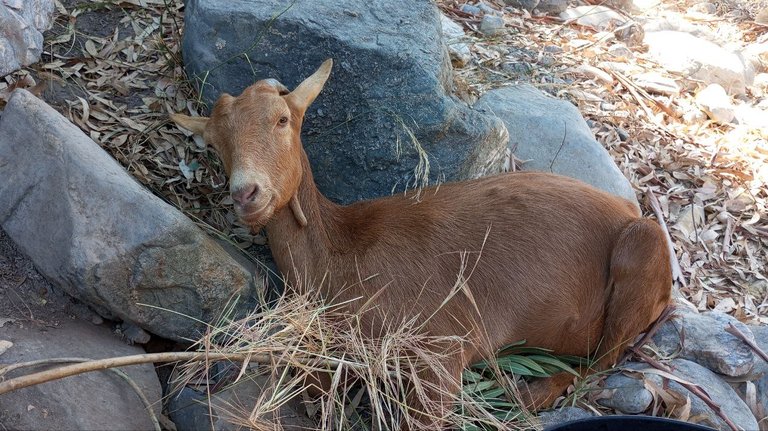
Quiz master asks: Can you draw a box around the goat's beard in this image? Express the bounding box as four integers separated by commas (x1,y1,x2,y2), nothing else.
237,207,274,232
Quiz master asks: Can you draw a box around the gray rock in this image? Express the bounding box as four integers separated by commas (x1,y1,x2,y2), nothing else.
460,4,482,16
598,372,653,413
0,89,262,342
734,103,768,129
695,84,735,124
211,374,316,430
652,308,755,377
633,72,680,96
535,0,568,15
687,2,716,15
480,15,505,36
0,320,162,431
117,322,152,345
644,31,748,96
440,14,472,68
168,387,211,431
474,84,638,205
0,0,55,77
182,0,508,205
504,0,540,11
620,360,758,431
741,42,768,75
539,406,594,429
747,325,768,424
477,1,501,15
607,43,634,59
560,6,628,32
170,374,316,431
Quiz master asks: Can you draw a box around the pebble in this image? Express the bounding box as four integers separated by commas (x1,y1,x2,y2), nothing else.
696,84,736,125
607,43,633,59
543,45,563,53
477,1,501,15
460,4,482,16
480,15,505,36
598,372,653,413
0,339,12,356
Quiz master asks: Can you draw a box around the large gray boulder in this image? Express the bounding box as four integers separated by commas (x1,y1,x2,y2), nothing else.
0,89,262,341
0,320,162,430
182,0,508,205
652,308,755,377
474,85,638,205
0,0,55,77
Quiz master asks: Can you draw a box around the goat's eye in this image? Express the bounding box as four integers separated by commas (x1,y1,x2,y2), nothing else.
278,116,289,126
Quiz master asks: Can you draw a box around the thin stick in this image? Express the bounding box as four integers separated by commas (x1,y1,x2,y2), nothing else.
0,351,365,395
725,323,768,364
646,189,687,288
633,349,739,431
0,357,161,431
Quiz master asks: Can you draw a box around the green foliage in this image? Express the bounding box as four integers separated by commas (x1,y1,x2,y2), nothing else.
459,340,588,430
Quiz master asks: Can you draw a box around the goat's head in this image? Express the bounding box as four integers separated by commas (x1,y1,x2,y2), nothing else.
171,59,333,229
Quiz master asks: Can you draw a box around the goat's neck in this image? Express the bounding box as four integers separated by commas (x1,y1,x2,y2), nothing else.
264,148,348,290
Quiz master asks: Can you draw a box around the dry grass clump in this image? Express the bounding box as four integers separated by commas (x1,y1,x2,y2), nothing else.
171,291,538,430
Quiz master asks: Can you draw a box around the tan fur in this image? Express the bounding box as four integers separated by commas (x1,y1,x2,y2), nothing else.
171,59,672,428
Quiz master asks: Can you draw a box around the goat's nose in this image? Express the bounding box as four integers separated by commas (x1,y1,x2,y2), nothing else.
231,184,259,205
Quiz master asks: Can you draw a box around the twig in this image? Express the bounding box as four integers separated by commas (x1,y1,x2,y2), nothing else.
646,189,687,288
725,323,768,364
0,357,161,431
633,349,739,431
620,304,677,364
0,351,366,395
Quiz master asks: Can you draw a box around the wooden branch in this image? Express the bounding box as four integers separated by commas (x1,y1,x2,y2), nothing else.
0,351,362,396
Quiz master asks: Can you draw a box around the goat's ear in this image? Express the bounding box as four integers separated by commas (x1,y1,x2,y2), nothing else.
286,59,333,112
170,113,209,136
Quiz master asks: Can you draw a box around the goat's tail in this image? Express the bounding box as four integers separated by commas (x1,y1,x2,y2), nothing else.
593,218,673,370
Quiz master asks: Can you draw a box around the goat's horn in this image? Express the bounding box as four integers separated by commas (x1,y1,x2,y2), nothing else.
264,78,289,95
289,195,308,227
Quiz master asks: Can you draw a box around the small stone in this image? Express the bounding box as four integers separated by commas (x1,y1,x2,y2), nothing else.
503,0,540,11
756,7,768,25
477,1,501,15
440,14,472,67
696,83,736,124
688,2,716,15
501,62,533,76
539,55,556,67
169,387,211,431
0,0,56,77
560,6,627,32
535,0,568,15
480,14,505,36
598,372,653,413
118,322,151,344
538,406,594,428
633,72,680,96
0,339,12,356
607,43,633,59
460,4,482,16
543,45,563,53
616,127,629,141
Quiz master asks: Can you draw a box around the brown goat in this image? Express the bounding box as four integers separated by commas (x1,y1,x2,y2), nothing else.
171,59,671,427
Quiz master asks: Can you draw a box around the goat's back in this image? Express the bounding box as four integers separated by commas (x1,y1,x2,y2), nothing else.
323,171,646,361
